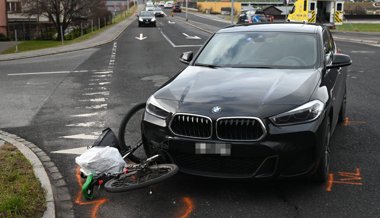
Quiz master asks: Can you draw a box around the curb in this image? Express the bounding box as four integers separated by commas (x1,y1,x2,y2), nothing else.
0,130,73,218
0,6,141,62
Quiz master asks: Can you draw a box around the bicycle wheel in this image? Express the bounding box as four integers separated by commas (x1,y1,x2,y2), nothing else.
104,164,179,192
118,103,147,163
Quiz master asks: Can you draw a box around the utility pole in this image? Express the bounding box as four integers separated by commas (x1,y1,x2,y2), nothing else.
186,0,188,21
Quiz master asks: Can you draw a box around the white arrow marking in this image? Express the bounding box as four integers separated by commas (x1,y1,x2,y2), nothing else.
59,133,100,140
51,146,88,155
168,20,175,24
182,33,201,40
135,33,147,41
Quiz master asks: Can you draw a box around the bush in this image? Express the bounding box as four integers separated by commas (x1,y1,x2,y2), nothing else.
0,33,9,41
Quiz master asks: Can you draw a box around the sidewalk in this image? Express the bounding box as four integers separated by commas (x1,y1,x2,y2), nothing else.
0,5,143,61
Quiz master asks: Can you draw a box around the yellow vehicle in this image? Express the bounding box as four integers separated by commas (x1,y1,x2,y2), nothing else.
287,0,344,25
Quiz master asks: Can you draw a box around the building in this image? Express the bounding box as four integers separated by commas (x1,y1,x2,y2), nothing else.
0,0,7,36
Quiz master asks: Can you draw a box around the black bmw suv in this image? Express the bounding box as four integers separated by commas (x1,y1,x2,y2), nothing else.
142,23,352,182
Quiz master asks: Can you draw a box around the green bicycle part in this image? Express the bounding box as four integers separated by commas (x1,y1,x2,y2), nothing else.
82,174,95,200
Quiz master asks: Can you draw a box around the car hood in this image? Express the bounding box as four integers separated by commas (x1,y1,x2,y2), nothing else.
154,66,321,118
139,15,154,19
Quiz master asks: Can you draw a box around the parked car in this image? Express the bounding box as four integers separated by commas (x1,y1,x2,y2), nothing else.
172,4,182,12
137,11,156,27
141,23,352,182
152,7,165,17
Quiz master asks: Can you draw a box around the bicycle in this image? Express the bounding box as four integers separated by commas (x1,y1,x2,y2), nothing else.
80,103,178,200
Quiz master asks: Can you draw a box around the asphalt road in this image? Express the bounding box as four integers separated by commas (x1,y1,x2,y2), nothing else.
0,12,379,218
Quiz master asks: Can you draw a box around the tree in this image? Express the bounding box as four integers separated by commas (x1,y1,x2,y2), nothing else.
22,0,108,40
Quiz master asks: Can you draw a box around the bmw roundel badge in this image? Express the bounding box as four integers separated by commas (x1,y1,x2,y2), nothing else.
212,106,222,113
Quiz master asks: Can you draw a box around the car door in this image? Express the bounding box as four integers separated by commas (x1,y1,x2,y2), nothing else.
321,29,343,131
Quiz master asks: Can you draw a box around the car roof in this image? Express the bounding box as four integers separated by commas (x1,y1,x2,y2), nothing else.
218,23,323,34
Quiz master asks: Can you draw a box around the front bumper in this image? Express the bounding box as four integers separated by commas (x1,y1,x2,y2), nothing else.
142,115,326,179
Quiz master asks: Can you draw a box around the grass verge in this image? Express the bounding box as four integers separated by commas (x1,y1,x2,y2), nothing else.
0,143,45,218
335,23,380,32
2,6,137,54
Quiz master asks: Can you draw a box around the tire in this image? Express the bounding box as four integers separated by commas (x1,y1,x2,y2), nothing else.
118,103,147,163
104,164,179,192
312,118,331,182
338,87,347,123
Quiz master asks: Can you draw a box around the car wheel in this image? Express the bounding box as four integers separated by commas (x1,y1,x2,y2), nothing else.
338,87,347,123
153,23,157,27
312,118,331,182
138,23,141,27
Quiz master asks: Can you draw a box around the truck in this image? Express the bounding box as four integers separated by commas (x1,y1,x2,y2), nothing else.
287,0,345,25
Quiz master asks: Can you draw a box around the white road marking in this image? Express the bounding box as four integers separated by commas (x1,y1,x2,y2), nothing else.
85,104,108,109
350,51,376,54
183,33,201,40
8,71,71,76
168,20,175,24
135,33,147,40
88,82,111,86
70,112,105,118
85,87,109,91
94,71,113,75
160,30,202,48
79,98,106,102
59,133,100,140
92,74,111,78
83,91,110,96
51,146,88,155
66,121,105,127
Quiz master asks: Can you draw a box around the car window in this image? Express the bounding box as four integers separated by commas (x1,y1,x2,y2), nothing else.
194,32,319,69
140,11,154,16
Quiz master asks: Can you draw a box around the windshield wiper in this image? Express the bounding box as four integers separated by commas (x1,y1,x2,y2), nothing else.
194,63,220,68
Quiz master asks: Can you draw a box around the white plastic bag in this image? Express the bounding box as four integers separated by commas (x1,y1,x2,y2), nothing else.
75,146,125,176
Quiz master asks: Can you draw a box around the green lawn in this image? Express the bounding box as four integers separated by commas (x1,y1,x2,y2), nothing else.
335,23,380,32
0,143,45,218
2,6,137,55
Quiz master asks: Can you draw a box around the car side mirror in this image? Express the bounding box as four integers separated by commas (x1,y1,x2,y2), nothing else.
179,51,193,65
327,53,352,69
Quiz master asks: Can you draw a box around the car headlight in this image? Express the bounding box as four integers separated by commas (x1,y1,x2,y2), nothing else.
139,17,143,21
146,96,170,119
151,17,156,21
270,100,324,126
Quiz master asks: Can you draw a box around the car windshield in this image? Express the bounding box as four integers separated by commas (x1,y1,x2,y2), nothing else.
140,11,154,16
194,31,319,69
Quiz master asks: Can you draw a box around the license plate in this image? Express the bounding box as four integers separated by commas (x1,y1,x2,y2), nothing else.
195,143,231,156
